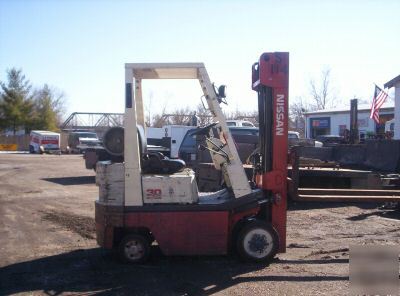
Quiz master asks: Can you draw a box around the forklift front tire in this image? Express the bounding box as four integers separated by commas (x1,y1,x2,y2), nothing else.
118,234,150,264
236,220,279,263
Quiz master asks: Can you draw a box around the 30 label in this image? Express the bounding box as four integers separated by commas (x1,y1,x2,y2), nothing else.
146,189,162,199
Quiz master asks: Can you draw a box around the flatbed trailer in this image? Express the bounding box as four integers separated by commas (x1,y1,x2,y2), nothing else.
288,146,400,203
296,188,400,202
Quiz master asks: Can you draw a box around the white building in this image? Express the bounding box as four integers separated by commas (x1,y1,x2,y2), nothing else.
304,102,394,139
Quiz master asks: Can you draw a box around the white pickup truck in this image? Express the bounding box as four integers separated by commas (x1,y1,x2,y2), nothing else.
226,120,256,127
67,131,102,154
289,131,323,147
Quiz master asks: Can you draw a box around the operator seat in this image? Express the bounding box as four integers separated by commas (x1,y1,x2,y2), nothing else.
103,126,186,174
137,126,186,174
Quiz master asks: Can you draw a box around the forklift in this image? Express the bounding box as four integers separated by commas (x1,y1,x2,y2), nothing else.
95,52,289,263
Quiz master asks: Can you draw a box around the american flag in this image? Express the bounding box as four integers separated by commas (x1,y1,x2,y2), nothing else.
370,85,388,124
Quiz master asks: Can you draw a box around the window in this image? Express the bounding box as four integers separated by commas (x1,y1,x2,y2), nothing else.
230,128,259,136
310,117,331,139
180,132,196,148
78,133,98,138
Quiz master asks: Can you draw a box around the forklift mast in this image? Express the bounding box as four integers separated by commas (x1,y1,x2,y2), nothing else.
252,52,289,252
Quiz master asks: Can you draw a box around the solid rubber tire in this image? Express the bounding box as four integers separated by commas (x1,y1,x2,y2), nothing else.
118,234,151,264
236,220,279,263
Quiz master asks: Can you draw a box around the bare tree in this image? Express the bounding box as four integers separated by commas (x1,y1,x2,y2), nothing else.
144,91,154,127
195,103,213,126
168,107,193,125
310,68,335,110
148,104,260,128
354,96,368,105
225,108,258,125
151,105,168,127
289,97,310,137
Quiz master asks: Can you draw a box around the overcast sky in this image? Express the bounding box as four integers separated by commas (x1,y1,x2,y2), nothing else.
1,0,399,120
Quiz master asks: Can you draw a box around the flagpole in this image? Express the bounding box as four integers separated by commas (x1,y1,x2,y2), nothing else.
373,83,393,100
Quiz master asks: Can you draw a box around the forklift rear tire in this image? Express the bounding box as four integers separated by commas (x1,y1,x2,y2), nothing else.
118,234,150,264
236,220,279,263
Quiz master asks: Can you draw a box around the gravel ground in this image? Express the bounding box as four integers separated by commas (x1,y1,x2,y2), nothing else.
0,154,399,295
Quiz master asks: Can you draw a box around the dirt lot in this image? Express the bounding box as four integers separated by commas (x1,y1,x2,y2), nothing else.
0,153,399,295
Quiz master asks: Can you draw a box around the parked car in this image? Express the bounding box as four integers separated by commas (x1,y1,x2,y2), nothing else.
179,127,321,166
29,130,61,154
289,131,323,147
67,131,101,153
288,131,300,139
315,135,345,146
226,120,255,127
178,126,260,166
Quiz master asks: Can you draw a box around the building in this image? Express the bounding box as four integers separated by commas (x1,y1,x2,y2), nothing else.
304,102,394,139
384,74,400,139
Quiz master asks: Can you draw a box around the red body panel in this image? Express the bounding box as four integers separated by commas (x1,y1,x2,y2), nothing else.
41,139,59,145
31,135,59,146
95,201,262,256
125,211,230,255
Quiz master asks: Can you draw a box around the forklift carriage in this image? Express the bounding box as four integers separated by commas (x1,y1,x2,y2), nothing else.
95,53,289,263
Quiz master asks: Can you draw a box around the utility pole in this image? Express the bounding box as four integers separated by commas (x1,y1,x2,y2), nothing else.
350,98,359,144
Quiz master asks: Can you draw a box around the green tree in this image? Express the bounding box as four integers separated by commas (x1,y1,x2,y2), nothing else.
0,68,34,134
32,84,65,131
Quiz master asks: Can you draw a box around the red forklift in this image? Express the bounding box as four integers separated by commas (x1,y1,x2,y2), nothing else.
95,52,289,263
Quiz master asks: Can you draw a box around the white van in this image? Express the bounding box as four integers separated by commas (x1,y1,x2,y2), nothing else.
29,130,61,154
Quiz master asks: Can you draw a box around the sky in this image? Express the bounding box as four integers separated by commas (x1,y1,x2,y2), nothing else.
1,0,399,121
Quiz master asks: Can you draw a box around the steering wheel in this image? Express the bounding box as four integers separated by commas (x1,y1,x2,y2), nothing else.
189,122,219,136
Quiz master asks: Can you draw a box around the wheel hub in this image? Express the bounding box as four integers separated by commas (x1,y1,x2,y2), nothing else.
125,240,144,259
248,233,269,254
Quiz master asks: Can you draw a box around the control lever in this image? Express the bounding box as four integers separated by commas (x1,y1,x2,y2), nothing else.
201,137,230,164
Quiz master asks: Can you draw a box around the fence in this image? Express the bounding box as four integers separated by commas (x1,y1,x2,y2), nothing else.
0,132,69,151
0,135,30,151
